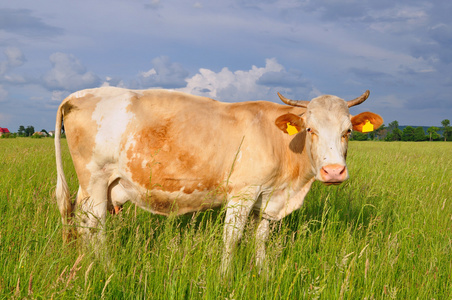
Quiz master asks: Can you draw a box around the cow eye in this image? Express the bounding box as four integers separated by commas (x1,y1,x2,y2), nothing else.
343,129,352,138
306,128,312,133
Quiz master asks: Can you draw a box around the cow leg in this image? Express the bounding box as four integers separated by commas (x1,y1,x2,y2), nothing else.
75,182,108,250
255,217,270,270
221,194,257,273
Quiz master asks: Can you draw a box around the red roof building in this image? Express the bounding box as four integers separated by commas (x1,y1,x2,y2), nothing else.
0,128,10,136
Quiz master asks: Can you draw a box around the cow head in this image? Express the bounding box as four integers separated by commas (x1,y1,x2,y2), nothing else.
275,90,383,185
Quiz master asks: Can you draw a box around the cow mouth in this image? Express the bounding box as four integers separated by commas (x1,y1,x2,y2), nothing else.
323,181,344,186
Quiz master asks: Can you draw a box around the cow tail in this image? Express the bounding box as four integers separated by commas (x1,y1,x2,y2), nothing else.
55,101,73,242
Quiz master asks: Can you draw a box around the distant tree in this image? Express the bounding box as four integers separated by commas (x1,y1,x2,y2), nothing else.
18,125,25,136
351,131,368,141
0,133,12,138
388,120,399,132
375,124,387,140
24,126,35,137
402,126,415,141
414,127,427,141
41,129,49,136
385,120,402,141
441,119,451,141
394,128,403,141
427,126,440,141
385,128,402,141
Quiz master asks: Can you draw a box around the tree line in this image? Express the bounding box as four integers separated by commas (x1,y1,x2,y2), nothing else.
1,125,52,139
351,119,451,142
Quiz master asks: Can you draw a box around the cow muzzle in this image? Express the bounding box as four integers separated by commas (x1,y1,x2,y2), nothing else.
320,164,348,185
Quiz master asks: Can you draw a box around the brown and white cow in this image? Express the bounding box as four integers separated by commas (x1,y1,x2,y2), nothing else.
55,87,382,271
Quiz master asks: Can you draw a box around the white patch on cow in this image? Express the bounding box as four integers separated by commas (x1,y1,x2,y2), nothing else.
72,90,89,99
260,179,314,220
141,159,149,169
92,93,133,149
87,88,135,174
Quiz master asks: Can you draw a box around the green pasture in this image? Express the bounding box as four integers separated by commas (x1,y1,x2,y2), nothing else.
0,138,451,299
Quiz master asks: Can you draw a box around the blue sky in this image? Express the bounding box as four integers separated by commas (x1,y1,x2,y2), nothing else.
0,0,451,132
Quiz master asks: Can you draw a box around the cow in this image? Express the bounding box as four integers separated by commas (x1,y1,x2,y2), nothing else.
55,87,383,271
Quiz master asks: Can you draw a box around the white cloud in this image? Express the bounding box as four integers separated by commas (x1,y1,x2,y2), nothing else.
101,76,126,88
42,52,100,91
179,58,315,101
4,47,26,67
140,69,157,77
134,56,189,89
51,90,66,101
0,47,26,80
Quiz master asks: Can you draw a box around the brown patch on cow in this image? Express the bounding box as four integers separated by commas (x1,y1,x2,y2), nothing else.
291,164,300,178
126,123,170,190
126,121,227,197
123,108,234,216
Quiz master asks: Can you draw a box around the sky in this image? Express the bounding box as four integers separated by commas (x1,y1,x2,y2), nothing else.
0,0,451,132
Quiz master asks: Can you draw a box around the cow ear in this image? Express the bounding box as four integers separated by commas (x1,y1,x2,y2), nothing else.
351,112,384,132
275,113,304,135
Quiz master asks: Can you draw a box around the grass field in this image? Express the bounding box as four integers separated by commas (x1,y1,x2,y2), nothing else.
0,138,451,299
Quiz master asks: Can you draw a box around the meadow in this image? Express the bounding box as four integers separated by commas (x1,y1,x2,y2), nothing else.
0,138,451,299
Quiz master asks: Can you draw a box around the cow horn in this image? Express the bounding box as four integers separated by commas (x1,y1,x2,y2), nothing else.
277,92,309,108
347,90,370,108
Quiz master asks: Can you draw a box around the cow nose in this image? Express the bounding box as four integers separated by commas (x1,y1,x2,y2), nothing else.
320,164,347,183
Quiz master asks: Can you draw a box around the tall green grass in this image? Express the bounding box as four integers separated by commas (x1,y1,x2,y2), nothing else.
0,138,451,299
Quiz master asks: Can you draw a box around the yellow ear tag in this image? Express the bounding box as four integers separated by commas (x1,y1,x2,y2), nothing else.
362,120,374,133
286,123,299,135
